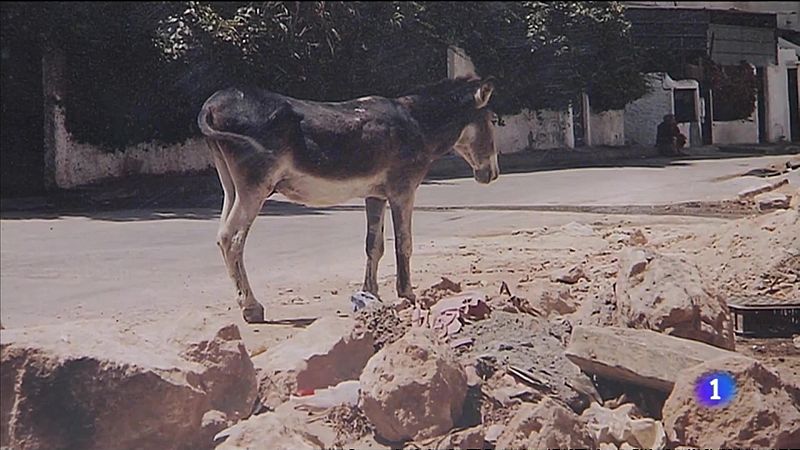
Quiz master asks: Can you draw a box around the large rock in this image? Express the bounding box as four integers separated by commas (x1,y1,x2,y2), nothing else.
566,326,736,392
253,316,374,407
495,397,596,449
614,248,735,349
581,403,666,449
663,356,800,448
359,327,467,442
215,403,332,450
0,314,257,450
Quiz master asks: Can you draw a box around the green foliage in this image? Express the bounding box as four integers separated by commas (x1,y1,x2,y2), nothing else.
4,1,648,149
709,62,757,121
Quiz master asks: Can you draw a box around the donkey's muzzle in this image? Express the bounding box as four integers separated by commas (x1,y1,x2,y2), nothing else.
474,166,499,184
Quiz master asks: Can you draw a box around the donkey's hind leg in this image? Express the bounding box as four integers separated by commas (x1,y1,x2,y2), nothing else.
217,191,266,323
362,197,387,296
209,139,235,227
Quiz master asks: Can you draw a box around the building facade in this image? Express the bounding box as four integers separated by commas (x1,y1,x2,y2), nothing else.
624,1,800,145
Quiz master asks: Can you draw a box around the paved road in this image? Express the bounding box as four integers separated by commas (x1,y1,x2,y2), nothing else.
1,154,797,327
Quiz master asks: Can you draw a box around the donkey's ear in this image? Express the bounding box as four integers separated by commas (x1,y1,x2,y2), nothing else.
474,77,495,109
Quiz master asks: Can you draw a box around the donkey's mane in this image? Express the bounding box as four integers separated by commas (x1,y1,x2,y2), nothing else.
404,76,481,98
402,76,483,131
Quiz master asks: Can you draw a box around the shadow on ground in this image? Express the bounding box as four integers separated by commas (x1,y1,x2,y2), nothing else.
1,146,796,222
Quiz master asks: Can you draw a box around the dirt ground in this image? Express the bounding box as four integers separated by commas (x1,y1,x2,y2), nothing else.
237,194,799,391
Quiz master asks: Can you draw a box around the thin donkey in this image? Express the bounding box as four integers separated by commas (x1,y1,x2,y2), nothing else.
198,76,499,323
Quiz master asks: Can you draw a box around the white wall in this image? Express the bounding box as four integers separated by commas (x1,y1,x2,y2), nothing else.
447,47,575,153
50,105,211,188
712,119,759,144
765,41,799,142
588,108,625,146
42,47,213,189
624,73,679,146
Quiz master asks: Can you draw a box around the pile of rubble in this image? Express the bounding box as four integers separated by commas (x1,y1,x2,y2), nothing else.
2,211,799,450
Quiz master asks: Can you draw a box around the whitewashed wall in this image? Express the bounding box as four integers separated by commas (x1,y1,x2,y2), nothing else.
624,73,701,147
588,109,625,146
765,41,799,142
43,47,213,189
50,105,211,188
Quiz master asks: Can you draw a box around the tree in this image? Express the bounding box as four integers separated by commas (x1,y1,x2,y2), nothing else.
159,1,648,115
3,1,649,148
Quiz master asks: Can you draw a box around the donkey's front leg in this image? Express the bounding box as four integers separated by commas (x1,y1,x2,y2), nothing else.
363,197,387,296
389,193,416,301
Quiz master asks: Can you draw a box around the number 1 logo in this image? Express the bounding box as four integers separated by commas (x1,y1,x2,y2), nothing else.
696,372,736,407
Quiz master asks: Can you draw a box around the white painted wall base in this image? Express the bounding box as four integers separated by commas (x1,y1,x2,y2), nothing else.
51,106,211,189
588,109,625,146
712,119,759,144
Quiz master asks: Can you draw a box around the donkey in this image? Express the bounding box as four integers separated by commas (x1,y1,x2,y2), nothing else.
198,76,499,323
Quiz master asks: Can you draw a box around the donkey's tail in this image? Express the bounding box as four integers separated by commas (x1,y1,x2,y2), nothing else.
197,92,250,143
198,100,271,154
198,89,302,155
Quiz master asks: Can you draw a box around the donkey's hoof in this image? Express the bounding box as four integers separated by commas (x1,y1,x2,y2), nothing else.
398,291,417,302
242,303,266,324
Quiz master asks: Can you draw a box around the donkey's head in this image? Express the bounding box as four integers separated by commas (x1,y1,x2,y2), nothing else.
452,79,499,184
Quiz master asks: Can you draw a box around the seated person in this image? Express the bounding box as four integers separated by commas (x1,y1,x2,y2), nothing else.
656,114,688,156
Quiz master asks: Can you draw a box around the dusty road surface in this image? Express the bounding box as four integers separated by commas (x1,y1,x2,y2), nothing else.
1,154,797,330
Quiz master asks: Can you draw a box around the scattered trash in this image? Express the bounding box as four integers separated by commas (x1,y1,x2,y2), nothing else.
429,291,491,339
350,290,380,312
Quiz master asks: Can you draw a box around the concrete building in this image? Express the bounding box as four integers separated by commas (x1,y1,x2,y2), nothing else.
625,73,703,146
624,1,800,145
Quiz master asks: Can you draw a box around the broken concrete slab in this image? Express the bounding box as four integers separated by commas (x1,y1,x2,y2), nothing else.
252,316,374,408
755,192,791,211
737,178,789,199
1,313,257,450
565,326,736,392
359,327,467,443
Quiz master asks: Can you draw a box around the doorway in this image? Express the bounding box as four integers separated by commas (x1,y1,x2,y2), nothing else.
789,68,799,142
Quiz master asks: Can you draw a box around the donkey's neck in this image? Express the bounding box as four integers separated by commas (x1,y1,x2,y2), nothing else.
400,96,475,156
